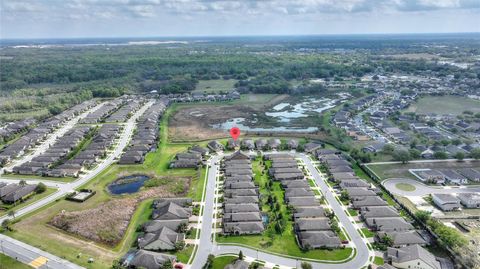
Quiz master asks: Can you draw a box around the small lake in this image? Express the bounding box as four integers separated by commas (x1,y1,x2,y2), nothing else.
211,94,350,133
108,175,150,195
211,117,318,132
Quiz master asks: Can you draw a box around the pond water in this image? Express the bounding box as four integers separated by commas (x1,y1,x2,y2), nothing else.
211,94,349,133
108,175,150,195
211,117,318,132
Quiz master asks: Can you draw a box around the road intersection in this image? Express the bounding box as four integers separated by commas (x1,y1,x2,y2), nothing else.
0,101,153,269
188,152,373,269
0,143,374,268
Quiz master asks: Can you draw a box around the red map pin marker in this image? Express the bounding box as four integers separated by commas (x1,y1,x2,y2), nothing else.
230,127,240,141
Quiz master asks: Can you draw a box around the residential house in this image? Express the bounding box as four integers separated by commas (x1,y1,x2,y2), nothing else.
431,194,461,211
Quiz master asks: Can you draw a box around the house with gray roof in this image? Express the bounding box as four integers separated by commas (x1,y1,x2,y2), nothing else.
125,250,176,269
284,188,315,199
432,194,461,211
143,219,188,233
295,218,331,232
224,196,259,204
298,231,341,249
267,138,281,150
241,139,255,150
138,226,184,251
340,179,370,188
360,206,400,220
288,197,321,207
281,180,310,189
224,204,260,214
304,142,322,153
385,245,453,269
208,140,225,152
376,231,427,248
223,212,262,223
440,169,468,185
345,187,377,198
255,139,267,150
365,217,414,232
352,196,388,208
152,202,191,220
223,221,264,235
2,184,36,204
457,193,480,208
457,168,480,182
287,139,299,149
294,207,326,219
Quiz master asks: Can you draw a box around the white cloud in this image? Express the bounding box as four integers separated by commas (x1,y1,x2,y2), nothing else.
0,0,478,38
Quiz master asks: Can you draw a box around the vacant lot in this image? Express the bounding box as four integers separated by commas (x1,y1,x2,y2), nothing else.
404,96,480,115
169,94,288,141
193,79,238,93
367,160,480,182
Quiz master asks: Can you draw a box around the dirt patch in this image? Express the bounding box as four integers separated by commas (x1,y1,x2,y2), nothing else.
169,94,297,141
169,105,256,141
49,184,185,246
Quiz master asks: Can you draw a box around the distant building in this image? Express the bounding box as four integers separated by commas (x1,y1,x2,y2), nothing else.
431,194,461,211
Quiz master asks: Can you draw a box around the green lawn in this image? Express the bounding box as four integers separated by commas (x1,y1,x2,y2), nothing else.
0,187,57,216
0,253,32,269
193,79,238,93
360,228,375,238
395,183,416,192
347,209,358,217
211,256,237,269
405,96,480,115
216,234,352,261
217,158,353,262
171,245,194,264
373,256,384,265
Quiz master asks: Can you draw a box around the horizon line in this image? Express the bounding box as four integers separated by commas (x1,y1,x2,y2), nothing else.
2,31,480,41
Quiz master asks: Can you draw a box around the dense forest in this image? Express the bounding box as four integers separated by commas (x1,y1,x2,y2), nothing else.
1,35,479,95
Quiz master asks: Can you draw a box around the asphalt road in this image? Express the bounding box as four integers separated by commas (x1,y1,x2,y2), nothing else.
0,101,153,269
190,152,373,269
189,155,220,269
2,102,106,174
383,178,480,196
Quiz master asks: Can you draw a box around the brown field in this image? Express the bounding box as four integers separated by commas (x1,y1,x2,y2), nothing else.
169,94,290,141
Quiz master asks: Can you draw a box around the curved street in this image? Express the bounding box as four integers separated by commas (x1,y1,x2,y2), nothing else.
190,152,372,269
383,178,480,197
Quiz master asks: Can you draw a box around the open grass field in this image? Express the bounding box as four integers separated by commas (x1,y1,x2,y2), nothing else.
0,253,32,269
193,79,238,93
404,96,480,115
366,161,480,182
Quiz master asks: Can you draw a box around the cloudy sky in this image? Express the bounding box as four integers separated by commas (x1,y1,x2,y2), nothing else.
1,0,479,39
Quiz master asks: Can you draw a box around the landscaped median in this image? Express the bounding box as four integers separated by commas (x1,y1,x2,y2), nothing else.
214,241,356,264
